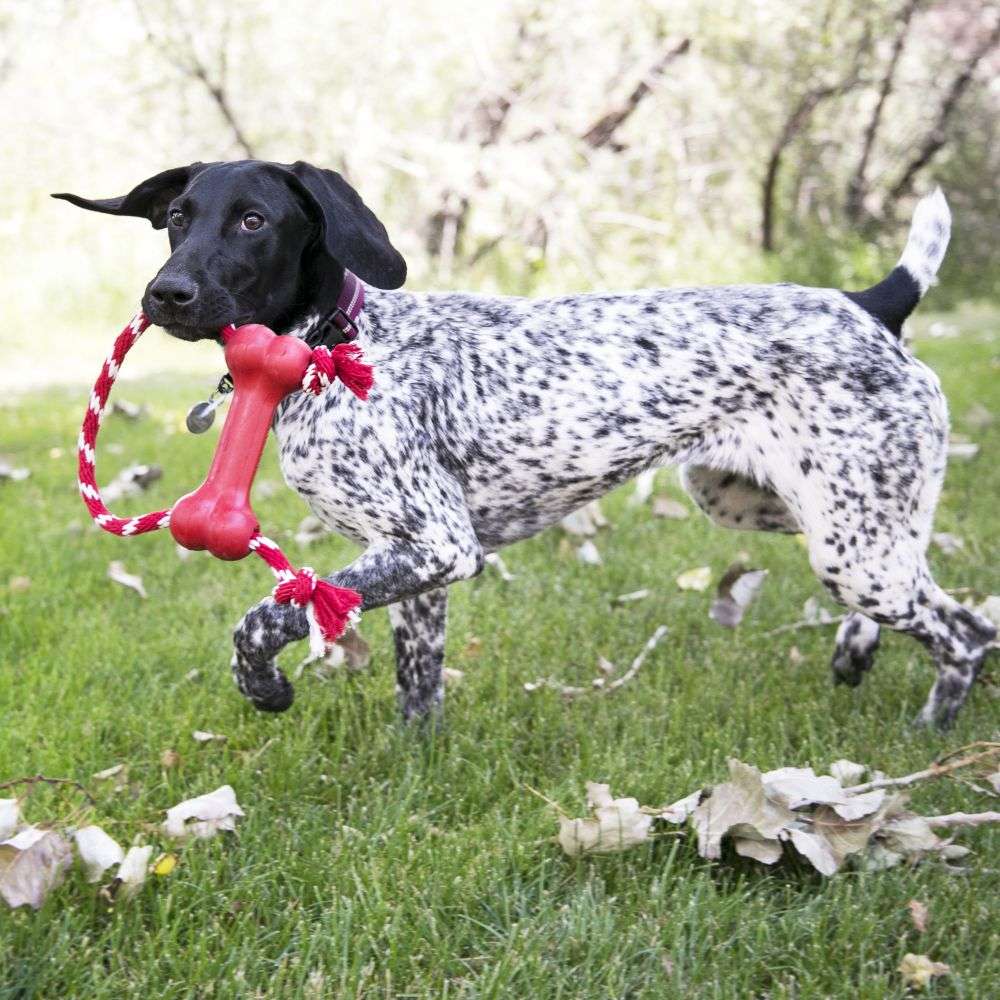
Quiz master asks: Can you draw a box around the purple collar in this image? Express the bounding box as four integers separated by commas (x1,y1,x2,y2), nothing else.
308,269,366,348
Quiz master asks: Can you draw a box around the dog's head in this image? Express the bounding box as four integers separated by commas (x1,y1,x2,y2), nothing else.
53,160,406,341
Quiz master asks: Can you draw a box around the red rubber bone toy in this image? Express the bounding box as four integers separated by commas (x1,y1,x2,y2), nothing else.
78,312,373,655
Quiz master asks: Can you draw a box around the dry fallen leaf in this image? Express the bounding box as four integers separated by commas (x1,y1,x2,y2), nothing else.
113,845,153,901
152,852,178,877
629,469,657,507
108,561,146,598
762,766,885,820
74,825,124,883
442,667,464,687
788,645,804,665
829,760,866,786
337,629,371,671
676,566,711,591
92,763,125,781
0,458,30,482
908,899,929,933
802,597,836,625
0,800,20,841
612,589,650,606
110,399,148,421
0,827,72,909
8,576,31,593
163,785,244,840
691,760,796,860
709,565,768,627
947,441,979,460
484,552,516,581
160,749,181,769
973,595,1000,631
294,515,328,546
931,533,965,556
898,953,950,990
253,479,279,499
655,789,703,825
561,501,609,537
734,836,783,865
558,782,654,856
576,540,603,565
102,463,162,502
652,496,690,519
192,730,227,744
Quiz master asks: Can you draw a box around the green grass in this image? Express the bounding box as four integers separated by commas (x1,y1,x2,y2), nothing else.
0,310,998,999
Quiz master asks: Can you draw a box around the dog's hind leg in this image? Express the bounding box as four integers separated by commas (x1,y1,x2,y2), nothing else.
803,511,995,728
831,614,882,687
388,587,448,723
681,464,890,684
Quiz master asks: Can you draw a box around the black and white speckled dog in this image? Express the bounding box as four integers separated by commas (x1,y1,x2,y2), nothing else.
55,161,996,728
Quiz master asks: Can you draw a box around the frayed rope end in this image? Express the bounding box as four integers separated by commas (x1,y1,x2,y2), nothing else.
273,568,362,656
302,344,374,400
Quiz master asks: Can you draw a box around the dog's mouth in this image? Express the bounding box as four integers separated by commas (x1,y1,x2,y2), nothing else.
161,323,221,343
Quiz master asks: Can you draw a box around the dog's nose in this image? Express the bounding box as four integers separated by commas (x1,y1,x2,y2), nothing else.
148,274,199,309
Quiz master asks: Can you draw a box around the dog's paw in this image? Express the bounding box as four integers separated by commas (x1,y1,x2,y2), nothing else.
230,651,295,712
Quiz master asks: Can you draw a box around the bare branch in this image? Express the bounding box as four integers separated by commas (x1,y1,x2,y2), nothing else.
524,625,668,698
845,0,924,223
0,773,96,806
132,0,256,158
924,811,1000,829
844,745,1000,794
886,12,1000,207
580,38,691,150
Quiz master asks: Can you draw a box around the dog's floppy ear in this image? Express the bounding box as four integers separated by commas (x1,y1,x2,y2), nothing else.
51,163,212,229
284,161,406,290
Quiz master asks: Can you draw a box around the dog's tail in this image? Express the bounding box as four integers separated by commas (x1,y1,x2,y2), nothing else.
844,188,951,338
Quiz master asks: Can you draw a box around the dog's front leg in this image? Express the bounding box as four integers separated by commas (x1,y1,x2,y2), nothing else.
232,529,482,714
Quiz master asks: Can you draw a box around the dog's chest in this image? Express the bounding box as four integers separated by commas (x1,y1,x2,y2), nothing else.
272,392,389,545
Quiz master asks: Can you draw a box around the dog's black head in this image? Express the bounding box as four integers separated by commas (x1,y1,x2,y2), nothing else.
53,160,406,341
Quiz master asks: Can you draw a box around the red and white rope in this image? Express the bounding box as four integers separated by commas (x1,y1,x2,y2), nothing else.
78,310,366,648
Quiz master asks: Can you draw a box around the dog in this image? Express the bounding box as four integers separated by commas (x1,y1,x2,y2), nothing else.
55,160,996,728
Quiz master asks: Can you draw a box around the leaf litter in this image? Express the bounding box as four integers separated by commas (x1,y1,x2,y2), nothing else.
107,561,147,598
0,775,244,910
709,563,768,627
101,463,162,502
549,742,1000,878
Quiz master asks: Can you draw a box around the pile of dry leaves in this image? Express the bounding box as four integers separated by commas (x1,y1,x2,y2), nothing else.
551,742,1000,876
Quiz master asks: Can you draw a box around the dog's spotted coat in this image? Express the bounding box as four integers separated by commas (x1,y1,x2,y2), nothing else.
229,189,995,729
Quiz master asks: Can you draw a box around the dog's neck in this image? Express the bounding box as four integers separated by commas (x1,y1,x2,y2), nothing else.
279,261,369,347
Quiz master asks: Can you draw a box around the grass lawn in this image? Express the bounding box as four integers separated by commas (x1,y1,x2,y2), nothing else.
0,308,998,999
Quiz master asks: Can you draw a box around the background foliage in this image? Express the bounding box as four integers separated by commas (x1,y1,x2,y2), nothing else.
2,0,998,388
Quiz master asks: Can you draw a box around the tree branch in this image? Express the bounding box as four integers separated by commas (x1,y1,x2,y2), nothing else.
845,0,923,223
133,0,256,158
886,12,1000,208
580,37,691,150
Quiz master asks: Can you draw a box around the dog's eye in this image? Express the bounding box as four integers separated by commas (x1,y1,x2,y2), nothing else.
168,209,186,227
241,212,265,232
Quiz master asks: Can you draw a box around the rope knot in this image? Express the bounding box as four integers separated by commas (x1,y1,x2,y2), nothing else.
302,343,374,400
273,567,318,607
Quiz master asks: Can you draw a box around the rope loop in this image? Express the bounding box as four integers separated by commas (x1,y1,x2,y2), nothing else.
79,311,367,656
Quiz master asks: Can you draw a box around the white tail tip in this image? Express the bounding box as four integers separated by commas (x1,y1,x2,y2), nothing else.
898,187,951,295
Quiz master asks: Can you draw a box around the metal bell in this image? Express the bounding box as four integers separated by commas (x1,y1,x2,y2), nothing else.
185,399,218,434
